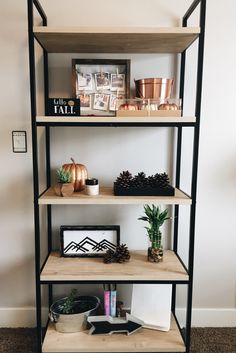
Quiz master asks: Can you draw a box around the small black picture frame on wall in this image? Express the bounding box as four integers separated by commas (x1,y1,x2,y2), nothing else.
12,131,27,153
60,225,120,258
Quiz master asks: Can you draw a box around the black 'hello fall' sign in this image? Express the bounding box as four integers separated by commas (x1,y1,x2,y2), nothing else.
46,98,80,116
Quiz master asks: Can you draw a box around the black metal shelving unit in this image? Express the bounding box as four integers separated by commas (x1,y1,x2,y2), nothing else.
27,0,206,352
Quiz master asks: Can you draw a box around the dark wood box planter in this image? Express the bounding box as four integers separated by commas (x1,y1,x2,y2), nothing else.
113,183,175,196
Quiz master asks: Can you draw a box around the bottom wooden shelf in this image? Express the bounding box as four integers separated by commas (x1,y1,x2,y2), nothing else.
42,315,185,352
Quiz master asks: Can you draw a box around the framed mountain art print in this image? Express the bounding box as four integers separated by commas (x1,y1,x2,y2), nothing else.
60,225,120,257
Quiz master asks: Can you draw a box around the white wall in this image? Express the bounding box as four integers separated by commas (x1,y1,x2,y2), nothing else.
0,0,235,327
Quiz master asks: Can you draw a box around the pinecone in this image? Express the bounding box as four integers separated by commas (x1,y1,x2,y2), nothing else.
155,172,170,188
104,249,116,264
115,244,130,263
137,172,146,180
147,175,156,187
116,171,133,188
104,244,130,264
132,176,143,188
132,172,147,188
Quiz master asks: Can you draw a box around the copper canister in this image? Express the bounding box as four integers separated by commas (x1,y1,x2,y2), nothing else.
135,78,174,99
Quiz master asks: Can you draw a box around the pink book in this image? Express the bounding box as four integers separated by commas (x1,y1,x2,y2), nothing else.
104,290,110,316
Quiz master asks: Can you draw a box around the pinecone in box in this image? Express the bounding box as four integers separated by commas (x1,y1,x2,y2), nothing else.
155,172,170,188
115,170,170,190
104,244,130,264
147,175,156,188
132,172,147,188
116,171,133,188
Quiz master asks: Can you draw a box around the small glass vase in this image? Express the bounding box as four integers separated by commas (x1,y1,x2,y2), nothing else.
147,246,163,263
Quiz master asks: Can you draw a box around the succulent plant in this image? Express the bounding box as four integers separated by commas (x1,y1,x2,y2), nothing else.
60,289,78,314
57,167,72,184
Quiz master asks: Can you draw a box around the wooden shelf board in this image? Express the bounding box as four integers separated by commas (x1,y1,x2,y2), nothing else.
42,316,185,352
33,26,200,53
36,115,196,124
117,110,182,118
38,187,191,205
41,250,188,282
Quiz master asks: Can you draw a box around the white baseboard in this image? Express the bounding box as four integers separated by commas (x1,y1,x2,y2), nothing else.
176,308,236,327
0,307,235,328
0,307,48,328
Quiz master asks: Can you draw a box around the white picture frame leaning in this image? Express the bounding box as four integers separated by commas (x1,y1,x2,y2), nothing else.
60,225,120,257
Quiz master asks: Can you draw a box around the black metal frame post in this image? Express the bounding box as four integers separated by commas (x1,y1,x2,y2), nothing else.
171,2,206,352
45,128,53,307
41,8,53,308
183,1,206,353
28,1,49,352
171,15,187,314
27,1,41,352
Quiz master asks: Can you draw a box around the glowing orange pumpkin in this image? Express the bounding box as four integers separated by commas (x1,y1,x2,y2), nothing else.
158,102,178,111
119,103,139,111
62,158,88,192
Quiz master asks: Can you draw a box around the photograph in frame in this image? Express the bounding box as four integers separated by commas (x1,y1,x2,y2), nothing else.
79,94,91,108
109,94,118,111
110,73,125,93
95,72,110,90
76,72,93,91
93,93,110,111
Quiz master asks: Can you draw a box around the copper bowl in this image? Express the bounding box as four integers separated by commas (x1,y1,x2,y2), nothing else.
135,78,174,99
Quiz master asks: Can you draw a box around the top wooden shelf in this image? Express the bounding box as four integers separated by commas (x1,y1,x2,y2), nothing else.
33,26,200,53
39,187,191,205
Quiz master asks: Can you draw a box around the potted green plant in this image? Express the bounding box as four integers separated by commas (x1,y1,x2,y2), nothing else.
49,289,100,333
138,204,170,262
54,167,74,197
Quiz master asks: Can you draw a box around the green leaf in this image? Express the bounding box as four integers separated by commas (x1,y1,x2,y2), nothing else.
138,204,170,245
138,216,149,222
61,288,77,314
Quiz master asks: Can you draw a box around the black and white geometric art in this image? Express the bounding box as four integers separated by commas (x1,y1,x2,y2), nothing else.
60,226,120,257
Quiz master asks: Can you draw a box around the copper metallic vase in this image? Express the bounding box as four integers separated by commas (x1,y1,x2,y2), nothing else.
135,78,174,99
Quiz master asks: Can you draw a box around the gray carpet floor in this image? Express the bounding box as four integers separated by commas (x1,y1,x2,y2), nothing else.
0,328,235,353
